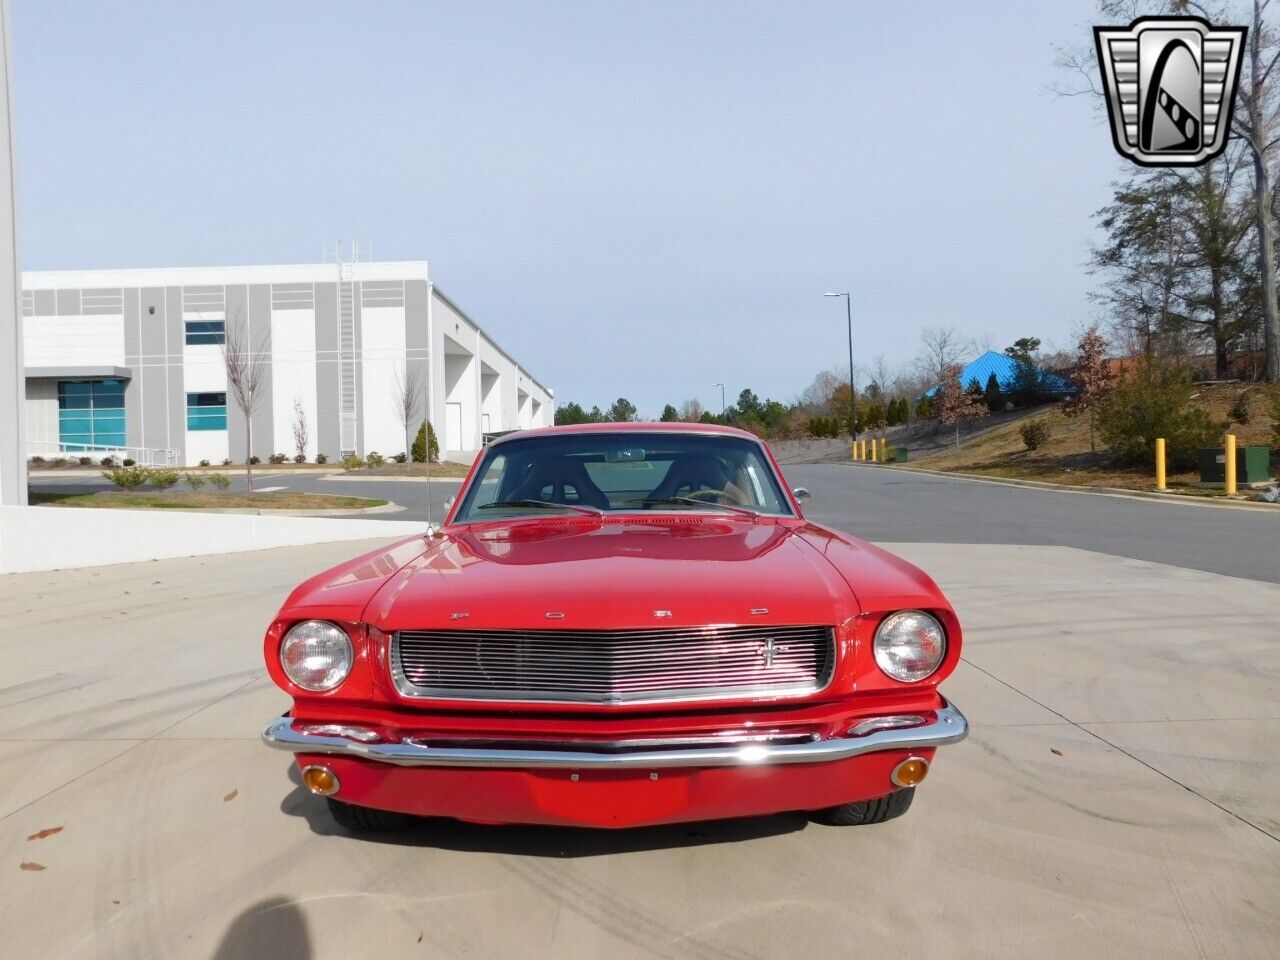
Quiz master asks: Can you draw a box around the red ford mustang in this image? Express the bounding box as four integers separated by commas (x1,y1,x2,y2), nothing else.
262,423,967,831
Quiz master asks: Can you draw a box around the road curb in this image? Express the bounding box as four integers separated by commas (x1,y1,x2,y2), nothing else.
323,474,465,484
838,462,1280,513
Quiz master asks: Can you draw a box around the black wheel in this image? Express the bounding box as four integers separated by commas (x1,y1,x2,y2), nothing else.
326,798,416,833
813,788,915,826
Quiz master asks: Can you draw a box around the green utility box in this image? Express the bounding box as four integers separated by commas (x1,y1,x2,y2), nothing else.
1197,446,1272,485
891,447,910,463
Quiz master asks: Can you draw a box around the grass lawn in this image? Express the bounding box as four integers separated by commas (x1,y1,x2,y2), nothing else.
908,384,1277,497
30,491,389,511
344,461,473,478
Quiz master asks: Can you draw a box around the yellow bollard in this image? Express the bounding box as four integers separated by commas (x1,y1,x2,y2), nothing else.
850,441,856,461
1155,438,1166,491
859,439,866,461
870,439,879,462
1224,433,1237,496
880,437,888,462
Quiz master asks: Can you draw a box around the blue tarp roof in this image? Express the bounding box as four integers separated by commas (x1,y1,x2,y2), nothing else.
926,351,1076,397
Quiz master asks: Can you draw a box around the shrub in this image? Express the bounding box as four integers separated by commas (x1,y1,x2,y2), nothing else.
411,421,440,463
150,469,180,491
100,456,116,467
268,453,287,465
222,459,232,466
185,473,207,490
293,454,306,464
1229,390,1252,425
340,454,365,472
79,456,93,466
392,452,407,464
102,466,151,491
199,459,210,467
315,453,328,464
1097,363,1225,469
365,451,386,468
207,472,231,490
51,457,67,467
248,455,260,465
122,458,136,467
29,455,44,465
1019,419,1051,451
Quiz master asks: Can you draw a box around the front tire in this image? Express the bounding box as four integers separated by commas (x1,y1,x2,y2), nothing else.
813,788,914,826
326,798,415,833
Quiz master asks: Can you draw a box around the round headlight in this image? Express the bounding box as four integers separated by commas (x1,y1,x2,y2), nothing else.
280,620,353,692
873,610,946,682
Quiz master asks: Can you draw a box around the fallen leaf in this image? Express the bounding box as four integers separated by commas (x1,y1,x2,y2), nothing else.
112,899,120,905
1050,748,1063,757
417,932,423,943
26,826,63,842
20,862,46,871
223,789,238,802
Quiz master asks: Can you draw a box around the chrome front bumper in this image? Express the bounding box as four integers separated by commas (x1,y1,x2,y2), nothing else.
261,700,967,770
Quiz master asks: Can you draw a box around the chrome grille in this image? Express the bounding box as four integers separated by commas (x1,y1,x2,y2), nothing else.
391,625,835,704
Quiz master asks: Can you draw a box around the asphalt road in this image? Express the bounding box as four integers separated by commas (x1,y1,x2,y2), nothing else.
32,463,1280,582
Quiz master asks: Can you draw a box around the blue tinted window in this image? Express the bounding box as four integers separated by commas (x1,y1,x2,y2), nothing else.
57,379,128,450
185,319,225,345
186,392,227,431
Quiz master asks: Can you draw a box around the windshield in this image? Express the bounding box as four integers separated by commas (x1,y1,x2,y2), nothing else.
452,432,795,521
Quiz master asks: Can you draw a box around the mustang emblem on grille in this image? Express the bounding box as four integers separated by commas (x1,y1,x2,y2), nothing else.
758,637,790,668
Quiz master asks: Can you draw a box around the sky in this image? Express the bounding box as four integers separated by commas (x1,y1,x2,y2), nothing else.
11,1,1122,416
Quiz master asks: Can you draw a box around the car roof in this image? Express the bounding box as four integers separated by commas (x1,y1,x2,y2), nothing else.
491,422,765,444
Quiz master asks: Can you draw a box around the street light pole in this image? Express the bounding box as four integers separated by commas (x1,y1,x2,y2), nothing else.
825,292,858,440
713,382,725,417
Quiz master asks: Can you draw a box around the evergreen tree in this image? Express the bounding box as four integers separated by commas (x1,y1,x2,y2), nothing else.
983,373,1003,412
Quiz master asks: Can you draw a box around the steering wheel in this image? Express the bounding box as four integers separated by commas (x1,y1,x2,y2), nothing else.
684,487,749,506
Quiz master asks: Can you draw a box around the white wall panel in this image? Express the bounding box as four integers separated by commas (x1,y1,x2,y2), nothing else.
181,342,226,394
23,314,124,366
359,305,407,456
269,308,318,460
184,429,228,467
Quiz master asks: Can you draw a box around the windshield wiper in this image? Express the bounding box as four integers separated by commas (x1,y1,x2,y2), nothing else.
635,496,762,518
477,499,604,517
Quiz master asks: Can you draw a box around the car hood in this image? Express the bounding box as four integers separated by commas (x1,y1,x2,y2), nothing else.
361,516,861,631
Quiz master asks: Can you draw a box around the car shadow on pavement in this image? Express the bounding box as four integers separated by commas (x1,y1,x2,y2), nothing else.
210,896,311,960
279,762,809,856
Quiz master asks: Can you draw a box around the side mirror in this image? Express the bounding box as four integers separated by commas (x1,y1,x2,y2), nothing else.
792,487,811,500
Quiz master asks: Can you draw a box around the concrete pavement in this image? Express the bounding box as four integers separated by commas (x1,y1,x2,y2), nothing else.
1,526,1277,958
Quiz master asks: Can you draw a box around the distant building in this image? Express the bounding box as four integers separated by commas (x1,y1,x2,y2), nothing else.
20,261,552,467
927,350,1077,398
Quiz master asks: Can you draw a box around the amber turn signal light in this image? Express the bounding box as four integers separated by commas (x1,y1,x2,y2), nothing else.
890,756,929,788
301,765,340,796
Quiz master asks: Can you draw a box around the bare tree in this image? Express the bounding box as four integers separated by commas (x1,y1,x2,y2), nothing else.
915,326,973,386
391,365,426,458
291,398,309,463
1230,0,1280,381
935,363,988,451
678,398,705,421
219,308,269,492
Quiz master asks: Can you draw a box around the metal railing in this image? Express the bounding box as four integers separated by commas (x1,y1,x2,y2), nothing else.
26,439,179,467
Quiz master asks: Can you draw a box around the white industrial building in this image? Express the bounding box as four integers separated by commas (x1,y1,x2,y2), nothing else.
18,260,552,468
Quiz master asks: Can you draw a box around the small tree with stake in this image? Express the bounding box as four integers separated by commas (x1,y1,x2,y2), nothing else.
219,309,269,493
1062,327,1116,454
935,364,988,451
291,398,309,463
391,366,426,460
